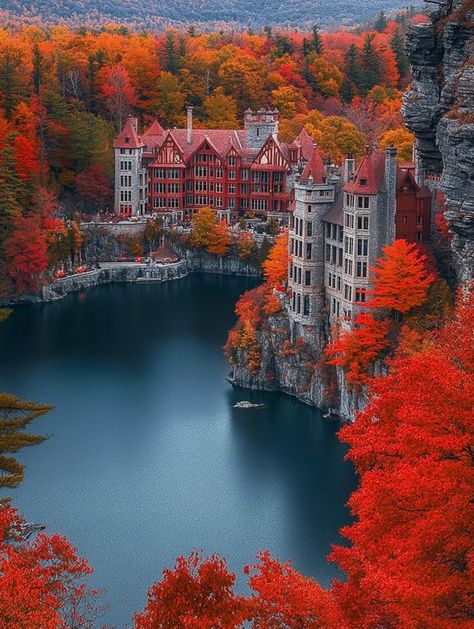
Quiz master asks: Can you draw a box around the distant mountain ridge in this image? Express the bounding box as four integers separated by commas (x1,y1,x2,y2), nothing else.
0,0,420,29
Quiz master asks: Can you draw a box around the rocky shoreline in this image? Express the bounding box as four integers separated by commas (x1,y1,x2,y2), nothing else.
2,250,260,306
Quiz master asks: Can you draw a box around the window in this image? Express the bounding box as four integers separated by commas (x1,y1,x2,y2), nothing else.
355,288,366,303
167,198,180,208
241,183,248,194
356,261,368,277
307,221,313,237
303,295,310,316
228,198,235,208
216,183,223,193
338,248,343,267
306,243,312,260
416,231,423,242
305,270,311,286
194,166,207,177
357,196,370,209
153,197,166,208
403,215,408,225
215,197,223,207
338,226,343,242
326,223,331,237
168,169,180,179
216,168,223,178
337,275,341,291
228,184,236,194
195,180,207,191
357,215,369,230
325,244,331,262
154,168,166,178
417,215,423,225
153,183,166,193
241,169,249,180
167,183,180,193
331,245,337,265
228,170,236,180
357,238,368,256
251,199,268,211
344,284,352,301
228,156,236,166
307,204,312,213
344,213,354,229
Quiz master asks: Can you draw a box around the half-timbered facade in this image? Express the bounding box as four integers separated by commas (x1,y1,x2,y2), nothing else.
114,108,302,222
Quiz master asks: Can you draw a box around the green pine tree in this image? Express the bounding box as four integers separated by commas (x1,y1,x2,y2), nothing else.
390,29,410,80
374,11,388,32
360,34,382,96
311,24,323,55
0,393,51,488
342,44,363,100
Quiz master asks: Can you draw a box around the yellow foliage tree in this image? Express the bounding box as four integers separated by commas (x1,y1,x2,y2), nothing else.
379,127,415,162
190,206,217,249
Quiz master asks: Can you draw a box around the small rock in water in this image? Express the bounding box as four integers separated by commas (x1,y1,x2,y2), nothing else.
233,401,264,409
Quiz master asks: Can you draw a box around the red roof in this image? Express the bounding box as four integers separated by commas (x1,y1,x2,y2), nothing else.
344,151,386,195
143,119,165,137
113,117,144,149
300,145,326,184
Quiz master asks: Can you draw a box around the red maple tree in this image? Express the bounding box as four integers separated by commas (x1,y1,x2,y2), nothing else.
325,313,390,385
134,551,249,629
0,504,101,629
331,288,474,628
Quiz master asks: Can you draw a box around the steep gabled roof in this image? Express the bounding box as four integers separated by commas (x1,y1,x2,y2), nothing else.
113,117,144,149
143,119,165,137
300,144,326,184
344,151,386,195
297,127,315,161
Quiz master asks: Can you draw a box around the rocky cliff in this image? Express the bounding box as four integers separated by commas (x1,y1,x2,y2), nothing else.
227,304,367,422
403,0,474,282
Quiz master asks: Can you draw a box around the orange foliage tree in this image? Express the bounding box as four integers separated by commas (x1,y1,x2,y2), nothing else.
208,220,232,257
367,239,434,314
262,230,288,289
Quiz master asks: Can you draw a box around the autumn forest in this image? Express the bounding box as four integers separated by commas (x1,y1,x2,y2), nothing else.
0,3,473,628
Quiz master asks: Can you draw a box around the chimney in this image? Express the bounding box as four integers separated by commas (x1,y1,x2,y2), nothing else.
343,153,355,183
186,106,193,144
385,146,397,243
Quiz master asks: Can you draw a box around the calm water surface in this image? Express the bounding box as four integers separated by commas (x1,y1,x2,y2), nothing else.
0,275,357,627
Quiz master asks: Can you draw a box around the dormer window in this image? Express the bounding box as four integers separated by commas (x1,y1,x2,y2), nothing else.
125,137,130,143
359,178,367,185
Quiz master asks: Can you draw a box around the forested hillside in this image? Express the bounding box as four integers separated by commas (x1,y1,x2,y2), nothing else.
0,12,425,298
1,0,421,29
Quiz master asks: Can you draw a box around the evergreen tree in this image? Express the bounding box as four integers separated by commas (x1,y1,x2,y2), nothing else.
374,11,388,32
0,134,28,233
274,34,293,58
311,24,323,54
342,44,363,100
263,25,272,39
360,34,382,96
0,51,26,119
164,32,179,74
32,45,44,96
390,29,410,80
0,393,50,488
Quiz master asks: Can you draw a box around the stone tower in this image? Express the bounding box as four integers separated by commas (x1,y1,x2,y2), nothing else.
113,117,147,216
244,108,279,150
288,146,336,333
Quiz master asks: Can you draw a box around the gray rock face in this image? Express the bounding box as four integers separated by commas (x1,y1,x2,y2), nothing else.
403,0,474,281
227,309,367,422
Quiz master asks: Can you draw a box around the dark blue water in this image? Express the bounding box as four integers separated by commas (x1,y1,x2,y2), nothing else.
0,276,356,628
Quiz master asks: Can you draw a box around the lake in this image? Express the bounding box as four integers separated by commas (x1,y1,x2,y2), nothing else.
0,275,357,627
